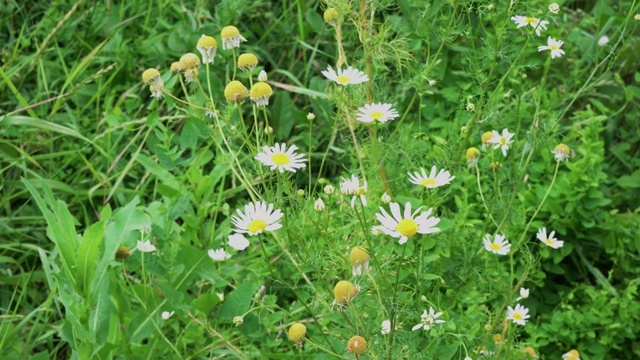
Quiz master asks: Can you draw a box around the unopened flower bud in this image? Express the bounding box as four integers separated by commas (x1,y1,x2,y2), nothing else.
307,112,316,121
324,184,335,195
314,198,325,211
549,3,560,14
233,316,244,326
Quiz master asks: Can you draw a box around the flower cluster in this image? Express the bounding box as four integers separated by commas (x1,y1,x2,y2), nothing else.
511,9,565,59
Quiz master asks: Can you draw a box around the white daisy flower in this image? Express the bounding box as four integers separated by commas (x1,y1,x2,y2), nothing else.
161,311,175,320
483,234,511,255
255,143,306,173
407,166,455,189
487,129,515,157
231,201,284,236
511,15,549,36
537,37,565,59
381,320,391,335
228,233,250,251
208,248,231,261
375,202,441,245
136,240,156,253
321,65,369,86
355,103,399,123
516,287,530,301
411,307,445,331
537,227,564,249
507,304,530,326
340,175,367,208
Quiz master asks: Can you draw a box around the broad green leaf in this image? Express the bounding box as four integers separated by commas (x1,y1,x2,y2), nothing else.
23,179,79,289
217,281,259,322
76,220,104,296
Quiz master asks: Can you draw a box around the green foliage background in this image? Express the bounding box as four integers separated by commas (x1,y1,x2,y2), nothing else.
1,0,639,359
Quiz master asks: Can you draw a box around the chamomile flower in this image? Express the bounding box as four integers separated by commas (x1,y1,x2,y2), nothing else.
507,304,530,326
516,287,530,301
481,131,496,149
249,82,273,106
179,53,200,83
322,65,369,86
411,307,445,331
346,336,367,355
136,240,156,253
340,175,368,208
407,166,455,189
483,234,511,255
487,129,515,157
196,35,218,64
375,202,441,245
537,37,565,59
228,233,250,251
511,15,549,36
563,349,581,360
288,323,307,347
537,227,564,249
466,147,481,165
324,184,335,195
221,26,247,50
552,144,570,161
333,280,360,307
355,103,399,123
224,80,249,102
231,201,284,236
349,246,370,276
208,248,231,261
381,320,391,335
238,53,258,72
142,68,163,87
255,143,306,173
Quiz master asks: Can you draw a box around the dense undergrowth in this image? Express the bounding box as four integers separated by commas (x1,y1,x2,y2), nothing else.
1,0,639,359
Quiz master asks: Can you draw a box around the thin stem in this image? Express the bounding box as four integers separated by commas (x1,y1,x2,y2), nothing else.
474,163,500,228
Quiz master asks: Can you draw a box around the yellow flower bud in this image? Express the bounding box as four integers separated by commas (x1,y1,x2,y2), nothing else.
323,8,340,25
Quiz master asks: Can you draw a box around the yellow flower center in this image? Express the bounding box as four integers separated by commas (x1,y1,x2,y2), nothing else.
421,178,436,187
358,187,366,195
500,137,507,145
550,45,558,50
248,219,267,233
525,17,537,24
370,111,384,120
545,238,553,245
490,243,502,251
337,75,351,84
271,153,290,165
513,313,523,321
396,219,418,237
